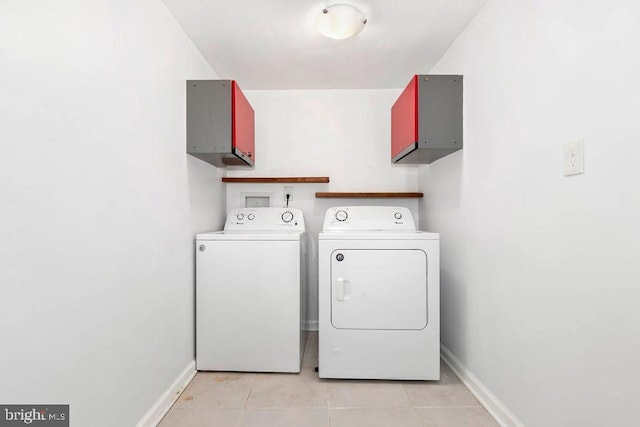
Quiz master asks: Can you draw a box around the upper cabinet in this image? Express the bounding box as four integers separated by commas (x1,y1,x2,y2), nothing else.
187,80,255,167
391,75,463,164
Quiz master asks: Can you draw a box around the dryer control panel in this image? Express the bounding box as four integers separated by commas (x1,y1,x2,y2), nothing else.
225,207,305,230
322,206,416,231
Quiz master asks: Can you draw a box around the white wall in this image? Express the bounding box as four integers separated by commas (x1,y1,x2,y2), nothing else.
0,1,225,426
419,0,640,425
226,90,420,328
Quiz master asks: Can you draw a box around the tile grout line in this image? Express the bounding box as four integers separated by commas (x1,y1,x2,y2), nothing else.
399,374,416,413
239,372,258,425
317,331,332,427
238,406,331,410
411,405,484,408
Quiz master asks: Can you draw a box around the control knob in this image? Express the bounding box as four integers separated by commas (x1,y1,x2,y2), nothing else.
394,212,403,220
281,211,294,223
247,213,255,220
335,210,348,222
236,213,244,221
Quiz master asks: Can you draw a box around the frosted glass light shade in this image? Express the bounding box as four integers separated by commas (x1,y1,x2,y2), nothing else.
315,4,367,40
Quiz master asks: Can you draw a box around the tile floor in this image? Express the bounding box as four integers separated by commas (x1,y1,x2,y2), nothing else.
159,333,498,426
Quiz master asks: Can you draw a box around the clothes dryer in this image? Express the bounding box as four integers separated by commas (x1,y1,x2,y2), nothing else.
318,206,439,380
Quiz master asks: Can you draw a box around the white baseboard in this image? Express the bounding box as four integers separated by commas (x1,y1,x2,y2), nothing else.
304,320,318,331
136,360,197,427
440,345,525,427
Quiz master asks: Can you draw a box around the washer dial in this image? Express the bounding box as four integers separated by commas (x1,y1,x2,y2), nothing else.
281,211,294,223
335,210,348,222
236,213,244,221
394,212,403,220
247,213,255,220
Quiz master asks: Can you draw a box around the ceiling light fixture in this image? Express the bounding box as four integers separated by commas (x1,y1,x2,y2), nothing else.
315,4,367,40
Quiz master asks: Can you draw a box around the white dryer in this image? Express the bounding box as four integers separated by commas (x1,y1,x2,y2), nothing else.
196,207,307,373
318,206,439,380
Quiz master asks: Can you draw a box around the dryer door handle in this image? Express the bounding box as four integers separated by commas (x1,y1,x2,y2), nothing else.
335,278,351,301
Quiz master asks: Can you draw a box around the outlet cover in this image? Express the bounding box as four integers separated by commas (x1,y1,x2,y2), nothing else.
283,186,293,201
564,139,584,176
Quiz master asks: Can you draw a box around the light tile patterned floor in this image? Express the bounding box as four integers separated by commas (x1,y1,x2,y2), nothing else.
159,333,498,426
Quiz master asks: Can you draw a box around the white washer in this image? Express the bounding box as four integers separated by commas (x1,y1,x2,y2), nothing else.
318,206,440,380
196,207,307,373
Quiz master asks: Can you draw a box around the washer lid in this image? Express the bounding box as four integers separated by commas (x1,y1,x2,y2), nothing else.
197,230,306,241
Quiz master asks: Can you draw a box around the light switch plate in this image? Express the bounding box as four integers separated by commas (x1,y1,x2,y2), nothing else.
564,139,584,176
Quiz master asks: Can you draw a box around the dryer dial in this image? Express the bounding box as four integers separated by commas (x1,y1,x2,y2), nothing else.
281,211,294,223
335,210,348,222
236,213,244,221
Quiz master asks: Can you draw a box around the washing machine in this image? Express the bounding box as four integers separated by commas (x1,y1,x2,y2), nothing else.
196,207,307,373
318,206,439,380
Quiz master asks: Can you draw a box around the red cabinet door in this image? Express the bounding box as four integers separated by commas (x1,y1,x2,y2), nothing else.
391,75,418,160
231,81,255,164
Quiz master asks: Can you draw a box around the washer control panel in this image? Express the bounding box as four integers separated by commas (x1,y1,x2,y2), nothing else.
225,207,305,230
322,206,416,231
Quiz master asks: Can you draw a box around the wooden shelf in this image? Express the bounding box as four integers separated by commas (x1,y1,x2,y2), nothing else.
222,177,330,183
315,192,423,198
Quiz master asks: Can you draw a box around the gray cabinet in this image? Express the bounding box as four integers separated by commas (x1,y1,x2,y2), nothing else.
187,80,255,167
391,75,463,164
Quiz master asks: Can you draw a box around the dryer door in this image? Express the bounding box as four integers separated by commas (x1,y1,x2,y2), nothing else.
330,249,427,330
